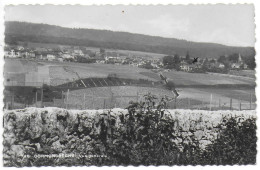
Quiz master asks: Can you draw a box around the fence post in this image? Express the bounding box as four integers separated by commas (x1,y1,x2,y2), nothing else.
41,86,43,108
83,93,86,109
219,98,221,109
110,92,114,108
240,102,242,111
210,94,212,111
35,91,38,107
92,95,94,109
66,89,69,109
136,92,139,102
188,98,190,109
230,98,232,110
250,93,252,110
11,94,14,109
103,99,106,109
174,96,177,109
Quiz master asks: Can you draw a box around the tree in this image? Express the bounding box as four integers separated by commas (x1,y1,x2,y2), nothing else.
218,55,230,69
163,55,174,66
228,53,239,63
243,55,256,70
185,51,192,64
218,55,226,64
173,54,181,64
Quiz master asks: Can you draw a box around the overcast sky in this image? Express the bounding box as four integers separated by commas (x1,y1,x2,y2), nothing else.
5,4,255,47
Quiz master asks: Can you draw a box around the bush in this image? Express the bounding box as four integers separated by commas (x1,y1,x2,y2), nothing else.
200,117,257,165
3,94,256,166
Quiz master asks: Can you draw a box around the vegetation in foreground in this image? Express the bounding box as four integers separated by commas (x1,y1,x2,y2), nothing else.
3,94,256,166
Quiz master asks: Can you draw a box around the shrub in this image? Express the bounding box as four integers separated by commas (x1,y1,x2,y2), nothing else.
3,94,256,166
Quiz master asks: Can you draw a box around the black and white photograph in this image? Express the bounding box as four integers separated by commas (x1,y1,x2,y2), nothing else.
1,2,258,167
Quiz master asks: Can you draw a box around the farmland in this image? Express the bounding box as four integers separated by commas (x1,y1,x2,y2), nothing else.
4,58,256,110
63,86,255,110
23,42,166,59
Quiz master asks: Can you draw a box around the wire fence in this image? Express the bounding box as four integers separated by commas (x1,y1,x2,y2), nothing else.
4,89,256,111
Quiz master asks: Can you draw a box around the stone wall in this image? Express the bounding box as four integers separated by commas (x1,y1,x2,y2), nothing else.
3,107,256,166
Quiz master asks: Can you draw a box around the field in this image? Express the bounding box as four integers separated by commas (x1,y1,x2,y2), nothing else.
4,59,158,86
63,86,255,110
23,42,166,59
4,58,256,110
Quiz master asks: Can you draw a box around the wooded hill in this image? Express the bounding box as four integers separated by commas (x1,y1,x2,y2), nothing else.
5,21,255,58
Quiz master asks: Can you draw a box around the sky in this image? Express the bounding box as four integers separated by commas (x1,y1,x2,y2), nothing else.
4,4,255,47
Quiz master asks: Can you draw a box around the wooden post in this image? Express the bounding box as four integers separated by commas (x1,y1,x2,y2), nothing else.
174,96,177,109
92,95,94,109
66,89,69,109
240,102,242,111
219,98,221,108
210,94,212,111
111,92,114,108
83,93,86,109
230,98,232,110
188,98,190,109
136,92,139,102
11,94,14,109
250,93,252,110
41,86,43,108
103,99,106,109
35,91,38,107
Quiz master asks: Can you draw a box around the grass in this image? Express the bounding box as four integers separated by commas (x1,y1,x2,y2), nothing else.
161,70,255,86
4,59,256,110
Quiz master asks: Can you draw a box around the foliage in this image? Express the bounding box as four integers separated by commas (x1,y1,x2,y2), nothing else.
5,21,256,58
200,117,257,165
88,94,256,165
163,55,174,66
76,56,96,63
163,55,181,70
3,94,257,166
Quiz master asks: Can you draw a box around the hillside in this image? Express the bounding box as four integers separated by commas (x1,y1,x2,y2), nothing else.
5,21,255,58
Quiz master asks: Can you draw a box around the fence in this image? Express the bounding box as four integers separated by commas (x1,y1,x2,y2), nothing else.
4,89,256,111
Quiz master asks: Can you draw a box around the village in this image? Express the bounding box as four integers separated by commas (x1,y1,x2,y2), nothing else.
4,44,249,73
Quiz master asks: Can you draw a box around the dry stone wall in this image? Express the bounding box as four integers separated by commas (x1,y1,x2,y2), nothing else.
3,107,256,166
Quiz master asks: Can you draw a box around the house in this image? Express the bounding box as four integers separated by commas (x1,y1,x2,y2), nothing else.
231,63,241,69
210,62,225,69
73,49,84,56
218,63,225,69
62,54,74,60
105,56,120,64
57,57,64,62
4,49,21,58
151,63,159,69
47,54,56,61
22,51,36,58
16,46,25,51
180,63,192,72
242,63,248,69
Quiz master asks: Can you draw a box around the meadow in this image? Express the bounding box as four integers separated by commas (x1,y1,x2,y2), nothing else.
4,59,256,110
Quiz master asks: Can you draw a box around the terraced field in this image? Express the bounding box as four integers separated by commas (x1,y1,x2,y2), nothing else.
47,62,158,85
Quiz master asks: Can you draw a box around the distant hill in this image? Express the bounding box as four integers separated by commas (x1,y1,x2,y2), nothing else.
5,21,255,58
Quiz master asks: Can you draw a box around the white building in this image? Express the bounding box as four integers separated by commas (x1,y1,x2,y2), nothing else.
62,54,74,60
47,54,56,61
4,50,21,58
231,63,241,69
